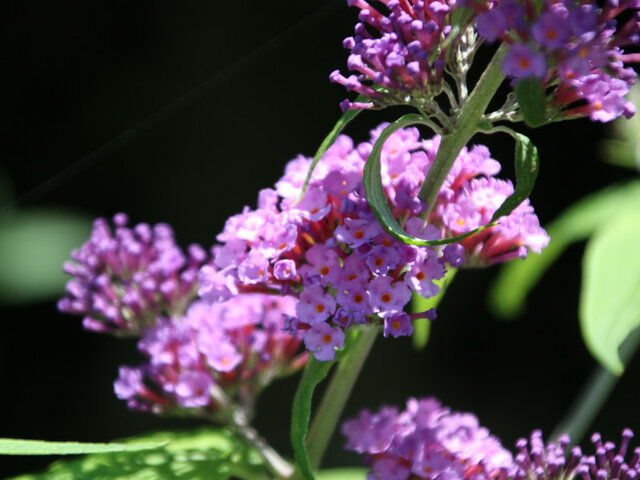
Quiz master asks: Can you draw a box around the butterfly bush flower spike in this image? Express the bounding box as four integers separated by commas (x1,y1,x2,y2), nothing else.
114,294,305,416
511,429,640,480
344,397,640,480
342,397,513,480
58,213,207,335
330,0,491,111
333,0,639,124
199,124,548,360
478,0,640,122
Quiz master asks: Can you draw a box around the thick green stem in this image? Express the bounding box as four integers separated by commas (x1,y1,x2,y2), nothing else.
305,325,379,471
418,43,508,211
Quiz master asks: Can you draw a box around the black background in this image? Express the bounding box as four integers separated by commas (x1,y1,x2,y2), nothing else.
1,1,639,477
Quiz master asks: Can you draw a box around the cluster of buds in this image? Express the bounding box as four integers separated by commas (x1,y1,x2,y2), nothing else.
199,124,548,361
478,0,639,122
331,0,639,123
343,397,640,480
330,0,470,111
511,429,640,480
58,213,207,335
114,294,305,416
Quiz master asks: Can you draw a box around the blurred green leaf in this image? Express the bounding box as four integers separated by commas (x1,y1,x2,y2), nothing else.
291,357,335,480
0,209,91,305
315,468,367,480
490,132,539,222
600,139,639,171
490,181,640,319
7,428,268,480
601,83,640,171
580,211,640,374
411,268,457,349
515,78,547,128
0,438,165,456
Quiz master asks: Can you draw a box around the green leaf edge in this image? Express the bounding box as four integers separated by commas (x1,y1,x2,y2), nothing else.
0,438,167,456
579,211,640,375
6,428,270,480
291,357,335,480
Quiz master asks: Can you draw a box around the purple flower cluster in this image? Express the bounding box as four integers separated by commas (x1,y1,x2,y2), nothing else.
342,397,513,480
344,397,640,480
114,294,305,414
431,137,550,265
58,213,207,335
199,124,548,360
478,0,640,122
330,0,480,111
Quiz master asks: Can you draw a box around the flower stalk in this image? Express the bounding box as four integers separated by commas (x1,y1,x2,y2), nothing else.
305,324,379,471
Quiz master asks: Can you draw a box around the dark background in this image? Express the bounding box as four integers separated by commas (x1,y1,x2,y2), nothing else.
1,1,639,477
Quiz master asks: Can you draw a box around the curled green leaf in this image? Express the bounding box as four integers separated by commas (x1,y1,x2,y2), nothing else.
490,132,540,222
515,77,548,128
363,115,495,247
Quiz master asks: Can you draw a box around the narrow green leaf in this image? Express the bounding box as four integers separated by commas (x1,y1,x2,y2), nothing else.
291,357,335,480
490,181,640,319
364,115,494,247
315,468,367,480
7,429,268,480
515,77,547,128
411,268,457,349
0,438,165,456
491,132,540,222
295,105,363,204
580,212,640,374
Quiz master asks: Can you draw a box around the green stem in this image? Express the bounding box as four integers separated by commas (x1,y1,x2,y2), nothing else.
417,43,508,211
209,386,293,479
550,328,640,443
305,325,379,471
232,411,294,480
